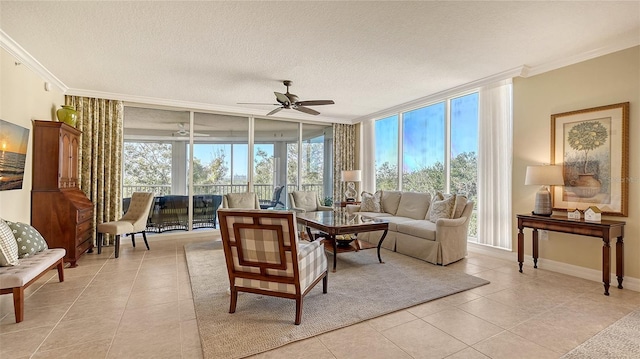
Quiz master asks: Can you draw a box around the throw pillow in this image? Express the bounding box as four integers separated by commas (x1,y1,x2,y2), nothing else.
425,191,446,220
453,195,468,218
360,191,381,212
0,219,20,266
429,195,456,222
7,221,48,258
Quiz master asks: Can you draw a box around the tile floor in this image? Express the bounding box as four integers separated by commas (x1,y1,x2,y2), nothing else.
1,231,638,359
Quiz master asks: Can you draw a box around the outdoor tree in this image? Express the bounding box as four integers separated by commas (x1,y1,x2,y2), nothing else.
254,148,274,185
123,142,172,186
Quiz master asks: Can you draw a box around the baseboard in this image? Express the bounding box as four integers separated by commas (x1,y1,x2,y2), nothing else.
468,242,640,292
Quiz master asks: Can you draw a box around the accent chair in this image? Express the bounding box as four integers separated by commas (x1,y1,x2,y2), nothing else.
222,192,261,209
97,192,154,258
288,191,332,213
217,209,328,325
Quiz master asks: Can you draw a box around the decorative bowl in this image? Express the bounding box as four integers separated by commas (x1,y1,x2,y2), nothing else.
335,234,356,247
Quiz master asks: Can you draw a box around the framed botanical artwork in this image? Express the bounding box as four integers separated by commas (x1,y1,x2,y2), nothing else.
551,102,629,216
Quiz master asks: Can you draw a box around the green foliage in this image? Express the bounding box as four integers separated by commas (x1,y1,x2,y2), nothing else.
253,148,273,185
323,196,333,206
375,151,477,204
567,121,608,173
123,142,172,186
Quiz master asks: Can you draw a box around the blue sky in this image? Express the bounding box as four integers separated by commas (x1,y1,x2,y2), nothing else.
375,93,478,172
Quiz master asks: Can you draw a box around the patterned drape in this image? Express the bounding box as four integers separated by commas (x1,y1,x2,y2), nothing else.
333,123,357,204
66,96,124,245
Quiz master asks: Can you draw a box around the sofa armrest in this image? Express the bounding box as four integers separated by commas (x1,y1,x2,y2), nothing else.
436,217,466,227
435,216,470,265
345,204,361,214
317,205,333,211
290,207,306,213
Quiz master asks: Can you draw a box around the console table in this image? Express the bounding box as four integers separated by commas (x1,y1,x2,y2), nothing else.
517,214,625,296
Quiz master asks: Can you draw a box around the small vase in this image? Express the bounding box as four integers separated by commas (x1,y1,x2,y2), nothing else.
570,173,601,198
56,105,78,127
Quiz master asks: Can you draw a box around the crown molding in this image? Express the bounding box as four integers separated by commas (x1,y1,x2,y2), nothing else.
0,29,68,93
351,66,527,124
525,36,639,77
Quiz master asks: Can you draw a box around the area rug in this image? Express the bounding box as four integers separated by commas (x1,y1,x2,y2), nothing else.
561,309,640,358
185,241,490,359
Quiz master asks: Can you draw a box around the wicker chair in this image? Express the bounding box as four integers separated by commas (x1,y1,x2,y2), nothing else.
217,209,328,325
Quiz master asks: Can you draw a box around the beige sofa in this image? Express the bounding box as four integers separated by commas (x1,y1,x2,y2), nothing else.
346,191,473,265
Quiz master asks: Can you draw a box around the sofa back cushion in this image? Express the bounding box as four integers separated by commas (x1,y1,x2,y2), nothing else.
380,191,402,215
395,192,431,220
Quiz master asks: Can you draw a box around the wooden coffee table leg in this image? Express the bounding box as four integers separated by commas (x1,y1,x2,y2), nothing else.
330,235,338,272
377,230,389,264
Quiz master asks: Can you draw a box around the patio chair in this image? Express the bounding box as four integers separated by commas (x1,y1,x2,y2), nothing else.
218,209,328,325
259,185,285,209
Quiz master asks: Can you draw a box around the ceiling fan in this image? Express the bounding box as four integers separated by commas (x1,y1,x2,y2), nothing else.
172,123,209,137
239,80,335,116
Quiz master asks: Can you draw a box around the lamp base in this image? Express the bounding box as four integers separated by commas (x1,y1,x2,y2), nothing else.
533,186,553,216
531,211,552,217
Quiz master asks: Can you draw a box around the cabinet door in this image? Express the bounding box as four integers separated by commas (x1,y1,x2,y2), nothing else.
59,131,78,188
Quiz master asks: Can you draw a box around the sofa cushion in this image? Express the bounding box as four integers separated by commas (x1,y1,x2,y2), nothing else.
429,195,456,222
226,192,258,209
360,191,381,212
395,192,431,220
0,220,20,267
376,216,416,232
6,222,48,259
396,220,437,241
380,191,402,215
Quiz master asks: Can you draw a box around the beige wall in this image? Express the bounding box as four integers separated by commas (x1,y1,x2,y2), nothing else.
513,46,639,279
0,48,64,222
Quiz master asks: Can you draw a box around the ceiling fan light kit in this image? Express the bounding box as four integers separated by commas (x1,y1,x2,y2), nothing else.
241,80,335,116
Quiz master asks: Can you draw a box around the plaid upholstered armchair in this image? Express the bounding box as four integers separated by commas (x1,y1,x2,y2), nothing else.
217,209,328,325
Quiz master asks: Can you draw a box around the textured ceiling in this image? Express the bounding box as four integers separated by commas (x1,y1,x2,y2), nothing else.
1,1,639,124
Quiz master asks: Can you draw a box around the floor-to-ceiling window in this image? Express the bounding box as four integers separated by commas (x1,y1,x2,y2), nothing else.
373,92,479,239
374,115,399,190
402,103,445,192
123,107,333,231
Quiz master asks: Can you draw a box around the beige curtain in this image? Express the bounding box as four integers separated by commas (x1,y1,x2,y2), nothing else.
66,96,124,245
333,123,357,204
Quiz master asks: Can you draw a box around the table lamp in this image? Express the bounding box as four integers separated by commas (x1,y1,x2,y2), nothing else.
341,170,361,202
525,165,564,216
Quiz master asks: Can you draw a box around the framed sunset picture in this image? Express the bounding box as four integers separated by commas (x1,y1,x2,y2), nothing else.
0,119,30,191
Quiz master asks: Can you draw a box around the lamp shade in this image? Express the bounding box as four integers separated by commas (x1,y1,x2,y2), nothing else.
524,165,564,186
341,170,362,182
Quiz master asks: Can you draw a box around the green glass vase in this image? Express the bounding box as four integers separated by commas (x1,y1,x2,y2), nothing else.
56,105,78,127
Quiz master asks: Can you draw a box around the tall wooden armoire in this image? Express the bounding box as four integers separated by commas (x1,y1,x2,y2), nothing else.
31,120,94,267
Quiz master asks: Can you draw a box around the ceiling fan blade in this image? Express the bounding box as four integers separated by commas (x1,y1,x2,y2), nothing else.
266,107,283,116
274,92,290,105
296,100,335,106
237,102,280,105
295,106,320,116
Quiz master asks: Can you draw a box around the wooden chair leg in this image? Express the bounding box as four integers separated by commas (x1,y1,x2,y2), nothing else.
142,231,150,250
57,259,65,282
115,234,121,258
97,232,103,254
295,297,303,325
131,233,136,248
322,272,328,293
12,287,24,323
229,287,238,313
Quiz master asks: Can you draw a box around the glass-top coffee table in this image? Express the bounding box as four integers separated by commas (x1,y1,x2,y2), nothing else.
296,211,389,272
